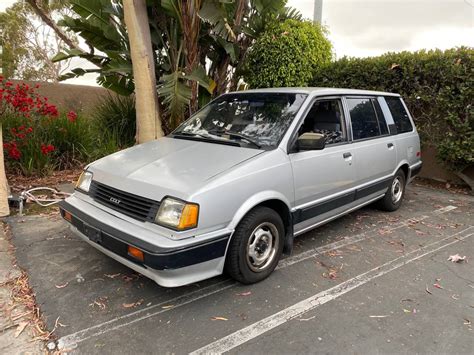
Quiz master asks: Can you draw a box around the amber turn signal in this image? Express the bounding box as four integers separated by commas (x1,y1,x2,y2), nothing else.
178,203,199,230
63,211,72,222
127,246,144,262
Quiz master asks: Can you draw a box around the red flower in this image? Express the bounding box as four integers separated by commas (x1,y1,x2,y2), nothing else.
67,110,78,122
40,144,55,155
26,127,33,133
8,147,21,160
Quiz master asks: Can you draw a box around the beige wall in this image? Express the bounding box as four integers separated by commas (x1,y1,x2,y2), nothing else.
419,145,473,185
11,80,112,115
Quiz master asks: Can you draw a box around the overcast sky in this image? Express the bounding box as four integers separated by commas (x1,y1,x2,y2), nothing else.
289,0,473,57
1,0,473,85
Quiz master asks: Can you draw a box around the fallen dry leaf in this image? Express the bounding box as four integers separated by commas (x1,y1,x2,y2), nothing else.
448,254,467,263
161,305,174,309
369,315,389,318
122,299,144,309
211,316,228,321
89,296,108,310
104,273,121,279
236,291,252,297
55,282,69,289
464,318,471,325
14,321,29,338
425,286,433,295
378,228,392,235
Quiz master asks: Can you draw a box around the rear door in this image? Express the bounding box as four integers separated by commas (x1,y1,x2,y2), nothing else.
344,96,397,199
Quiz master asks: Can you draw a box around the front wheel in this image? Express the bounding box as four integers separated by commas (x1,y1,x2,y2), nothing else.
376,169,406,212
225,207,284,284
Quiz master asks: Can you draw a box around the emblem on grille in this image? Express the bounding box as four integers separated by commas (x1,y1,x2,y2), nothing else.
109,197,121,204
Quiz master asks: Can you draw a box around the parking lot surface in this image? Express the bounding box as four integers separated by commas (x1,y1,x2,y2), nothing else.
9,184,474,354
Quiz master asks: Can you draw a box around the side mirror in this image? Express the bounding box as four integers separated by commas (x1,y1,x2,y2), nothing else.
296,132,326,151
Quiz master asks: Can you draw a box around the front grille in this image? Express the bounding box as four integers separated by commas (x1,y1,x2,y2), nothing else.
89,181,160,222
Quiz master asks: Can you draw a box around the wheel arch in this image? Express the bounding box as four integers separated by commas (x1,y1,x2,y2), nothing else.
396,162,410,183
226,192,294,257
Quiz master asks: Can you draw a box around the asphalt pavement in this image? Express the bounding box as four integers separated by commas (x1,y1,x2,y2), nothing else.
8,184,474,354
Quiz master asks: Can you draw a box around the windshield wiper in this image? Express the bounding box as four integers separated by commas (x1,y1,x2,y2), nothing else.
173,131,210,139
172,132,240,147
208,130,262,149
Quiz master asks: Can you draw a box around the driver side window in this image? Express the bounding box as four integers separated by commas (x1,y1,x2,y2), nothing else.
299,99,347,145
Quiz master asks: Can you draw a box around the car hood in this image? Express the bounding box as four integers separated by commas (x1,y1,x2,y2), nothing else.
88,137,265,200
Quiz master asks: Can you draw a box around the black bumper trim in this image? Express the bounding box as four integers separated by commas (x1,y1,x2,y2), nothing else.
59,201,230,270
410,163,422,178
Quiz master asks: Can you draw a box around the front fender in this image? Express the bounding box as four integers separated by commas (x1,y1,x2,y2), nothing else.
227,190,292,231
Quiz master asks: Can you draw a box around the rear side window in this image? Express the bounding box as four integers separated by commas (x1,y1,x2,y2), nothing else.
385,97,413,133
347,98,383,140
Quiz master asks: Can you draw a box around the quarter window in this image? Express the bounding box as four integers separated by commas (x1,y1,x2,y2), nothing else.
347,98,382,140
385,97,413,133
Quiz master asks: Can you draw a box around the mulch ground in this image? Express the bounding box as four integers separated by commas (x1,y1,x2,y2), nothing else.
7,168,82,194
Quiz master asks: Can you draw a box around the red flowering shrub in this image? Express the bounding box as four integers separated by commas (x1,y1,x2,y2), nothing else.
0,76,84,176
0,77,59,118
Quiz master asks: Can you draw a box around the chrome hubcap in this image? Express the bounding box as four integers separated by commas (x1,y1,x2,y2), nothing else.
246,222,279,273
391,177,403,203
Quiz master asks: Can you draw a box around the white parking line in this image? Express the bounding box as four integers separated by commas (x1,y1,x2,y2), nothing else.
56,206,456,350
190,226,473,355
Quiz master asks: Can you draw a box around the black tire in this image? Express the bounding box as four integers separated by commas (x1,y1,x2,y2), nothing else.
225,206,284,284
376,169,406,212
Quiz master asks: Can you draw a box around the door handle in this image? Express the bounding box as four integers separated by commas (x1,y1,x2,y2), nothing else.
387,143,394,149
343,152,352,159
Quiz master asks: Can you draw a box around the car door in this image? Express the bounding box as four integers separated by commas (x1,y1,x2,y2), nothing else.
289,97,357,235
344,96,397,201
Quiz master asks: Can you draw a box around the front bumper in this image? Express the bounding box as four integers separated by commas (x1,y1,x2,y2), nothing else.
59,199,231,287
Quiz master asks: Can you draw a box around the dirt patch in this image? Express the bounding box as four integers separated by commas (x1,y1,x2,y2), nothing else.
0,223,47,353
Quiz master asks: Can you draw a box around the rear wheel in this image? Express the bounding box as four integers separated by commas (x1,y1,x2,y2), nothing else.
225,207,284,284
377,169,406,212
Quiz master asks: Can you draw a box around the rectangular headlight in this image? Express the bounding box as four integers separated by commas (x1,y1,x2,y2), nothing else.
155,197,199,230
75,171,93,193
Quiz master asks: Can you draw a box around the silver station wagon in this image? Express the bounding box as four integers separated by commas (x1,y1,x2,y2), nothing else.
60,88,422,287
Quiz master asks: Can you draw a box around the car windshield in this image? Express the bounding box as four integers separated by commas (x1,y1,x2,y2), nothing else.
173,93,307,149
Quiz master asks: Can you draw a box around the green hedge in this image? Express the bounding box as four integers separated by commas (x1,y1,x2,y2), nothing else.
311,47,473,182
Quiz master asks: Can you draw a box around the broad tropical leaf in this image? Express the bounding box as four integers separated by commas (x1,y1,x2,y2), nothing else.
199,0,236,41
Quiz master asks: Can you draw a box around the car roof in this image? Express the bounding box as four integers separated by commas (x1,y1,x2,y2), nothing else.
228,87,400,97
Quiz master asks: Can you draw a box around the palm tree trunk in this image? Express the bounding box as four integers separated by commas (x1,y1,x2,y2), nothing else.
0,124,10,217
123,0,164,143
182,0,201,114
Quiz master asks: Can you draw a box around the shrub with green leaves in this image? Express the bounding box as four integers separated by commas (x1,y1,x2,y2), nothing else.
311,47,473,188
92,94,136,152
244,19,332,88
3,111,96,175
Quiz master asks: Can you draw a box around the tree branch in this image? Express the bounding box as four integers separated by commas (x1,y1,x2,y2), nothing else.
25,0,82,53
